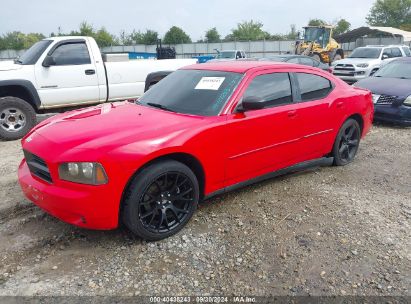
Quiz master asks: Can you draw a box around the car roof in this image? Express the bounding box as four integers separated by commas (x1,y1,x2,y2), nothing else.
182,61,315,73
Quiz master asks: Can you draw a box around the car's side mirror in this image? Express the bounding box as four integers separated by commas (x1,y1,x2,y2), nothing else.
382,54,389,60
42,55,56,67
238,96,265,112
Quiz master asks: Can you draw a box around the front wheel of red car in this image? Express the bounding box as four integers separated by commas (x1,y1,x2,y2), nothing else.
332,118,361,166
122,160,199,241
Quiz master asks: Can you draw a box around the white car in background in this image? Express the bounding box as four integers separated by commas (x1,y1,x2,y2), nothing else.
331,45,411,84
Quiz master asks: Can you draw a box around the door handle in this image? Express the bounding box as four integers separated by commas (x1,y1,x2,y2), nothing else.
287,110,297,118
336,101,344,108
85,69,95,75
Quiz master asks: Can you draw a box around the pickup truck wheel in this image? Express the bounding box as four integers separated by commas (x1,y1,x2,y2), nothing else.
122,160,199,241
0,97,36,141
332,118,361,166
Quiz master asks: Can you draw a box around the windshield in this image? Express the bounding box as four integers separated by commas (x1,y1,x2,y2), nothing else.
374,62,411,79
216,51,236,59
16,40,53,65
138,70,243,116
304,28,330,46
349,48,382,59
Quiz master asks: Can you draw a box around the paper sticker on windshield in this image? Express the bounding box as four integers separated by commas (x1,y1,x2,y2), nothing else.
195,77,225,90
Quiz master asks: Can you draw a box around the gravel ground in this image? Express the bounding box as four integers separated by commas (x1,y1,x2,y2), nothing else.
0,124,410,297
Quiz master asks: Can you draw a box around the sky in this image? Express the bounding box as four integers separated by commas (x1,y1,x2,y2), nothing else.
0,0,376,40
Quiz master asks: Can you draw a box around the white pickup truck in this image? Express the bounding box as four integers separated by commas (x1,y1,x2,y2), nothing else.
0,36,197,140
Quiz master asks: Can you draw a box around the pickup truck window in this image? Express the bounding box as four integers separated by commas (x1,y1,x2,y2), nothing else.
51,42,91,65
138,70,243,116
16,40,53,65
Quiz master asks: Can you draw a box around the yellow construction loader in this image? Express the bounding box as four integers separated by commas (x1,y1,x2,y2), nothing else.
295,25,344,64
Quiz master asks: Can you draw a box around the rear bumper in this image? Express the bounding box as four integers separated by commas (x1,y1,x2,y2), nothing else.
374,105,411,126
18,159,119,230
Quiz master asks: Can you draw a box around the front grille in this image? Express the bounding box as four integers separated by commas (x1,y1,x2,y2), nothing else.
24,150,52,183
335,64,355,70
376,95,397,105
333,64,355,77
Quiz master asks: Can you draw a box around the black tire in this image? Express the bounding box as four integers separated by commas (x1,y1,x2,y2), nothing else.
122,160,199,241
0,96,36,141
332,118,361,166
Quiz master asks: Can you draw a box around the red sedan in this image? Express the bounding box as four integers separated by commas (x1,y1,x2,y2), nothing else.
18,62,373,240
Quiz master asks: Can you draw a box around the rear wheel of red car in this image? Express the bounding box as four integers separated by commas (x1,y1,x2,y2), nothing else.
332,118,361,166
122,160,199,241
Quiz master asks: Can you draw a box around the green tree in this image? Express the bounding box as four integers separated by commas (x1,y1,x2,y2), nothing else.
119,30,133,45
269,34,286,41
366,0,411,27
1,32,25,50
95,27,116,47
138,30,159,44
308,19,327,26
333,19,351,35
205,27,220,42
286,24,298,40
78,21,94,36
122,29,158,45
230,20,270,41
163,26,191,44
23,33,45,48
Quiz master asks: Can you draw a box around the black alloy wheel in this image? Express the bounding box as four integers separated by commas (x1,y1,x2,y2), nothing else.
122,160,199,241
332,118,361,166
139,172,194,233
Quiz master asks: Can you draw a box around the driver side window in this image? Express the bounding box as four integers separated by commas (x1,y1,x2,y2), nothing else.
242,73,293,109
51,42,91,65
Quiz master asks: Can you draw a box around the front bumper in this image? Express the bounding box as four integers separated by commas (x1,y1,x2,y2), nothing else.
18,159,120,230
374,105,411,126
332,67,372,84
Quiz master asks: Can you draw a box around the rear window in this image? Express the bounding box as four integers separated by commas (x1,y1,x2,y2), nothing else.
139,70,243,116
295,73,333,101
402,47,411,57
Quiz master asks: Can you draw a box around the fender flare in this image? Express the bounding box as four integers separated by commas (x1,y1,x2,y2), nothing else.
0,79,41,109
144,71,173,92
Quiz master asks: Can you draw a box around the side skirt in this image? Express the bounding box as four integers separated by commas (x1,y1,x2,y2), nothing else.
203,157,334,201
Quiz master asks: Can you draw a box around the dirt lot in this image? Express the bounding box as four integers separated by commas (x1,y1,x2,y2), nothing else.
0,124,410,297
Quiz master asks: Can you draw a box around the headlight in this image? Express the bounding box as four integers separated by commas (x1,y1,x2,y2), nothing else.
59,162,108,185
356,63,369,68
404,96,411,106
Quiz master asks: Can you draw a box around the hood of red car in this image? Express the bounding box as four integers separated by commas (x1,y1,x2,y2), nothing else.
26,102,206,152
